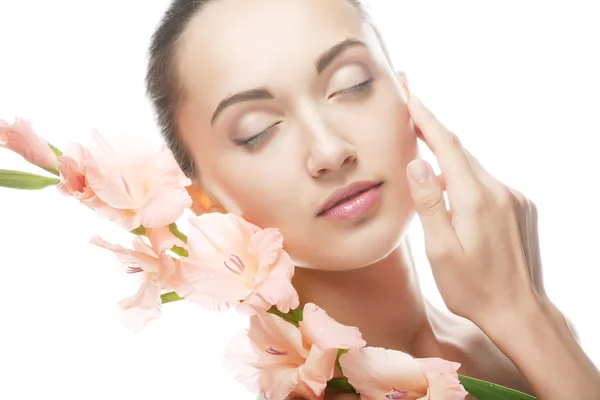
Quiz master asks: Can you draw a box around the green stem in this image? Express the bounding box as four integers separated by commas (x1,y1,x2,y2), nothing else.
161,291,185,304
168,223,188,244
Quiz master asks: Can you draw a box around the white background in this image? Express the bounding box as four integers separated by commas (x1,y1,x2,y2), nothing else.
0,1,598,399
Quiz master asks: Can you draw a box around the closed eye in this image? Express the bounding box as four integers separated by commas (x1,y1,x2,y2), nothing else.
235,121,282,150
329,76,374,99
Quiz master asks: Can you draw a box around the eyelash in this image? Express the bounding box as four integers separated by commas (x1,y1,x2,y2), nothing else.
238,77,374,150
329,76,375,98
240,121,281,150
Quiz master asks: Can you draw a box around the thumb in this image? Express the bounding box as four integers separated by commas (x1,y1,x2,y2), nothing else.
406,159,455,243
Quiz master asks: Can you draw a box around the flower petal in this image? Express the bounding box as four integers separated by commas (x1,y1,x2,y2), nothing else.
137,187,192,228
175,257,252,311
85,154,134,210
146,226,186,253
295,346,339,399
118,273,162,332
300,303,366,350
174,213,261,309
253,251,299,314
421,372,468,400
415,358,461,377
248,228,283,283
90,235,159,273
146,145,191,192
223,332,261,394
259,365,299,400
248,311,308,365
339,347,428,400
0,118,59,170
188,213,258,260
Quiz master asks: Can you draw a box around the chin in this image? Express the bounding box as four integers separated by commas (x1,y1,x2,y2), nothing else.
290,206,415,271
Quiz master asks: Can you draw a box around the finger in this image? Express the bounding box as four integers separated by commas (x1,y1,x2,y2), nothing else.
435,172,446,190
407,158,459,250
463,148,507,197
408,95,481,209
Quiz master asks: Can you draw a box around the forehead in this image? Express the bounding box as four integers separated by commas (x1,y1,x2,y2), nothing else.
177,0,374,110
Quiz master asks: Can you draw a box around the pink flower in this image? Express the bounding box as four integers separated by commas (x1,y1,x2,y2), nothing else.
0,118,59,172
339,347,468,400
172,213,299,315
90,226,184,331
58,130,192,230
224,303,367,400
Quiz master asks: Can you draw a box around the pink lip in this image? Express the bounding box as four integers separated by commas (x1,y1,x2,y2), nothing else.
317,181,383,220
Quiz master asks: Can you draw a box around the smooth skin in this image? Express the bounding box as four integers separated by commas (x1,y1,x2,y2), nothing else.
306,95,600,399
402,95,600,400
170,1,600,398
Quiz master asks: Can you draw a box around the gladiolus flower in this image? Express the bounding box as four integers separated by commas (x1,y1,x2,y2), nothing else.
90,226,184,331
58,130,192,230
0,118,59,172
339,347,468,400
224,303,367,400
172,213,299,315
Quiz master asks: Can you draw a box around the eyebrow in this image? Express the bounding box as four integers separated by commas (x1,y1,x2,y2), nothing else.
315,38,366,74
210,38,367,125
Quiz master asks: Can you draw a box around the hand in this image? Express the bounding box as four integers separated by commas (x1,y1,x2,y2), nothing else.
403,95,600,400
404,94,547,328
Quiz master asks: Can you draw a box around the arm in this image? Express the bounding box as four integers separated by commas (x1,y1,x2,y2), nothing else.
480,299,600,400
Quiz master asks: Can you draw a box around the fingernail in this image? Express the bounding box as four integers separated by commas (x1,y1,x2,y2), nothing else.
408,159,430,183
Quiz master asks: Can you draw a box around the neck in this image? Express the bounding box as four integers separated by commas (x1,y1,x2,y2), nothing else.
292,236,441,357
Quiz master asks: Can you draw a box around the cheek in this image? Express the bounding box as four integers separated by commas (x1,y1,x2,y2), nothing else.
201,151,306,228
352,84,417,167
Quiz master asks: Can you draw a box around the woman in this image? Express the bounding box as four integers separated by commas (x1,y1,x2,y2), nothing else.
144,0,600,398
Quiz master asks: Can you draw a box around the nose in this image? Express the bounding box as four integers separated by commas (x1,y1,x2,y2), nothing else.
305,118,357,179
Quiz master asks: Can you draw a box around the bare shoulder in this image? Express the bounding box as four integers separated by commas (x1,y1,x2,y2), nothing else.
432,307,534,396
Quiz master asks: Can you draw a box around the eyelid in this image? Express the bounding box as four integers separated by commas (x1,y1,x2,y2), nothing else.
329,76,374,98
234,121,281,150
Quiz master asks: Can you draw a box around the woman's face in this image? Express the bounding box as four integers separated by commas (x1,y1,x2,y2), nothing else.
176,0,418,270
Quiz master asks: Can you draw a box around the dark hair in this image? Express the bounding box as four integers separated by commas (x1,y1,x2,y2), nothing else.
145,0,369,178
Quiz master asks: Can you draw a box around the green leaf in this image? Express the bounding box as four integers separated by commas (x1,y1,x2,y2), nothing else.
48,142,63,157
168,223,188,244
40,166,60,176
459,375,537,399
267,306,299,327
161,291,184,304
326,378,355,392
0,169,60,190
170,245,189,257
292,307,303,322
130,225,147,236
335,349,348,375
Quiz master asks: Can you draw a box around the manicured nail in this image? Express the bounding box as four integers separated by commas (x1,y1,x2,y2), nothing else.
408,159,430,183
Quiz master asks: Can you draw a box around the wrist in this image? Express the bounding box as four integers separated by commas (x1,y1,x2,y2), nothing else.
476,296,600,399
475,293,548,341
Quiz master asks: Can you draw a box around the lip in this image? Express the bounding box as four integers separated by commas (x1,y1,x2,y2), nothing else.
317,180,384,219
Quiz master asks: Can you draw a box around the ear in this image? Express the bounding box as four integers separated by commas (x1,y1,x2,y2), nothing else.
396,70,411,98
